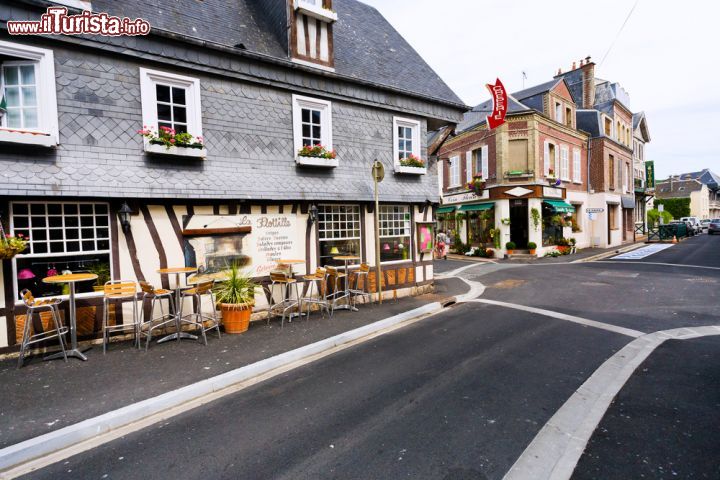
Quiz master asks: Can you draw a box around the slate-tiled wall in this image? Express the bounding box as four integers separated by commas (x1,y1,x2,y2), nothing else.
0,45,438,202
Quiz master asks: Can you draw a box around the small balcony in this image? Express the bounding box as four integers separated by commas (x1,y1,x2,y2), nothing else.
634,178,646,193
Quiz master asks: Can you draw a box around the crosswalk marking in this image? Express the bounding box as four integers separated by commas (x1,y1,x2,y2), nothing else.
612,244,674,260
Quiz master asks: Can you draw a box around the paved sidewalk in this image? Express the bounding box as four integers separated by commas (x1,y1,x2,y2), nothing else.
0,277,469,449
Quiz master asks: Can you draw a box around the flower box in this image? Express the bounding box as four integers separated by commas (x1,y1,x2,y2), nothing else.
296,155,339,167
0,128,56,148
396,154,426,174
144,142,207,158
296,144,338,167
395,165,426,175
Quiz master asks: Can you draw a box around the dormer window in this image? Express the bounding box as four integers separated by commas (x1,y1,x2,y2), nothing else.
291,0,335,70
554,102,563,123
565,107,572,127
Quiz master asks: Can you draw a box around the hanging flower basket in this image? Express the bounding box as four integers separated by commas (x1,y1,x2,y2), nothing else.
465,175,486,194
0,233,28,259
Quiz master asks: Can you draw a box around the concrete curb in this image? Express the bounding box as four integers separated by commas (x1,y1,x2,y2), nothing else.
0,301,448,476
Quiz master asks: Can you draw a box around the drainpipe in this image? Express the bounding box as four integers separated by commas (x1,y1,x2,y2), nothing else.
586,137,592,194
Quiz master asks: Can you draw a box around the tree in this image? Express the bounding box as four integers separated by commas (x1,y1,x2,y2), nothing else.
654,198,690,219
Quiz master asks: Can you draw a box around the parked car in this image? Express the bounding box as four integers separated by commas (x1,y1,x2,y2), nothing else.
680,217,702,234
700,219,711,232
708,219,720,235
669,220,694,236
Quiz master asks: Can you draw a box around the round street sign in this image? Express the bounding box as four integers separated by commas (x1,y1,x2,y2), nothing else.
372,160,385,182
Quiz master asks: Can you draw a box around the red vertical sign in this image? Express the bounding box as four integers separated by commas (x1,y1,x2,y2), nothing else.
486,78,507,129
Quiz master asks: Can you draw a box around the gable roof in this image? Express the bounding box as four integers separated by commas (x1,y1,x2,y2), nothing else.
632,112,651,142
89,0,464,108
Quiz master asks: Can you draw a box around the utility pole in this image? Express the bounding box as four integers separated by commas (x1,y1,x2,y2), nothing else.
372,160,384,304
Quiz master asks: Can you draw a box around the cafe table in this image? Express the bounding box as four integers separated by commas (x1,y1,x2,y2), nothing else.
332,255,361,311
43,273,98,361
279,259,306,319
157,267,198,343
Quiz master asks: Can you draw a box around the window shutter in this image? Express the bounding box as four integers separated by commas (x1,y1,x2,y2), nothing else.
466,151,473,183
561,146,569,180
543,141,550,176
554,143,559,176
573,148,581,183
481,145,489,179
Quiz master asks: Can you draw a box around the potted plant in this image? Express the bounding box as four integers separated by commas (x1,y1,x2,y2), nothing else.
501,218,511,226
527,241,537,255
506,241,516,255
214,263,258,334
488,228,501,249
87,262,111,292
569,237,577,254
531,208,541,232
0,231,28,260
556,237,571,254
485,248,494,258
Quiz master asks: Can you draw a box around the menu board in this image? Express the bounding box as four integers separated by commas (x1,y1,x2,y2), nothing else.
183,214,306,277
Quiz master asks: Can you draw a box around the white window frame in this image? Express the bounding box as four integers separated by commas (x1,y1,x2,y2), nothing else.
317,204,361,263
392,116,423,172
554,102,563,123
292,94,335,167
10,201,113,301
572,148,582,183
481,145,489,179
448,155,461,188
465,151,473,183
0,40,58,146
378,205,412,264
560,145,570,181
602,114,614,138
140,68,203,152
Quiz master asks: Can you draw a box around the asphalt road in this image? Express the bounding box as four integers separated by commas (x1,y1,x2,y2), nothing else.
18,234,720,479
572,336,720,480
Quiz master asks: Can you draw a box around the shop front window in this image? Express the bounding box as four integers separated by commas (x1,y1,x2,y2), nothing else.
379,205,411,262
318,204,361,266
467,208,495,245
542,202,565,247
11,202,112,299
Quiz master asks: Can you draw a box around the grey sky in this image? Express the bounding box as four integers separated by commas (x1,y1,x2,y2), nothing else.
362,0,719,179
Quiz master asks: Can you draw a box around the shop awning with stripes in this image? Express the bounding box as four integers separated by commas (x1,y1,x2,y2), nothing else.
458,202,495,212
543,199,575,213
436,206,456,214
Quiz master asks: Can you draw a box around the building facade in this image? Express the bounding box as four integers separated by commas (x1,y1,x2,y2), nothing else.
632,112,652,235
0,0,466,351
561,59,637,247
437,78,589,257
655,170,720,219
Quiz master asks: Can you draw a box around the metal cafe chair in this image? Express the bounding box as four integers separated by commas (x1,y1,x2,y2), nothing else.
267,270,301,328
178,280,221,346
325,265,349,314
102,280,140,353
138,281,177,351
17,289,68,368
301,267,330,319
348,263,372,308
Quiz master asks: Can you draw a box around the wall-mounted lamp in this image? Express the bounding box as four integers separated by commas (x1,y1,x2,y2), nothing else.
118,202,133,233
308,204,319,224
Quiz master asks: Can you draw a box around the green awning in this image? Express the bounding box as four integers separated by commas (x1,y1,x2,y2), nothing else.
458,202,495,212
543,199,575,213
436,206,456,214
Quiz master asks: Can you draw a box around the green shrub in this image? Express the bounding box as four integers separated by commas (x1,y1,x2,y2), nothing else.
527,242,537,250
505,241,516,250
654,198,690,219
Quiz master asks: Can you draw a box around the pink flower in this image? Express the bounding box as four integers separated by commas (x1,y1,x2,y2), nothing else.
170,138,176,144
5,234,9,238
17,233,24,238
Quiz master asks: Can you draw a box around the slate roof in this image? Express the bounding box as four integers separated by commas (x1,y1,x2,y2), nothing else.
89,0,464,107
655,179,704,198
512,79,562,101
576,110,602,137
676,169,720,190
456,96,531,133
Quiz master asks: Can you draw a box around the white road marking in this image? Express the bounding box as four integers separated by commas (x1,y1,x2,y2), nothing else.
594,260,720,271
611,243,674,260
470,299,645,338
503,325,720,480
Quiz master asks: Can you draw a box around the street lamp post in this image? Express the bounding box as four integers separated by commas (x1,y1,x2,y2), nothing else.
372,160,384,304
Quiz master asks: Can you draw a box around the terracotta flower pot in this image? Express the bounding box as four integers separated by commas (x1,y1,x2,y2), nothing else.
221,303,253,334
507,249,514,255
529,249,536,255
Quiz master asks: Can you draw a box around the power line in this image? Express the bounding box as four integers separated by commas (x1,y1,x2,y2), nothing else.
599,0,640,67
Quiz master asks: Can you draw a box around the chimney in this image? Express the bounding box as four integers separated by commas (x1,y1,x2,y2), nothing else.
580,56,595,109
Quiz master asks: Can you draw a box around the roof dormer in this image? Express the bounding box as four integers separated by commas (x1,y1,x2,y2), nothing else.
291,0,336,71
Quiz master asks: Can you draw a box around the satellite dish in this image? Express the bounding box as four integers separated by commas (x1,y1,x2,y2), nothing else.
371,160,385,182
